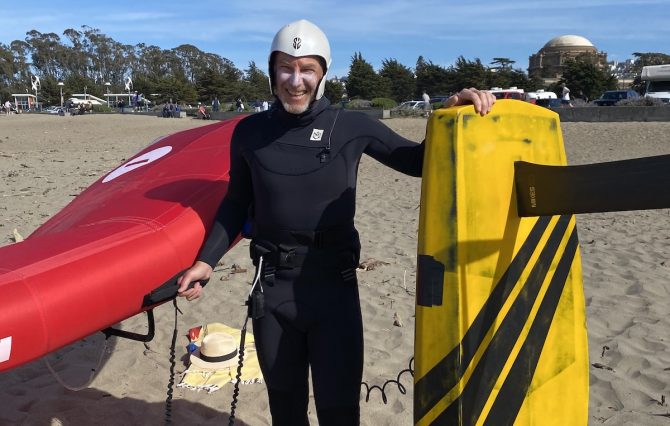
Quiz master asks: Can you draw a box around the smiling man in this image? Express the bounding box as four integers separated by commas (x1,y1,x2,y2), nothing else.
178,19,495,425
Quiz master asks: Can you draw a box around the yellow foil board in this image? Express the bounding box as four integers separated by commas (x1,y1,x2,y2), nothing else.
414,100,588,425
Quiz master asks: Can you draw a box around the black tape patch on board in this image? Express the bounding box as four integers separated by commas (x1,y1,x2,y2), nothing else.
416,254,445,307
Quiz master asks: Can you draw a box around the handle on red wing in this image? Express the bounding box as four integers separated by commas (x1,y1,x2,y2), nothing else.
142,270,209,308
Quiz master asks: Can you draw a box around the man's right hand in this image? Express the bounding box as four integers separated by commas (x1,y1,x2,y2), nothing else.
443,88,496,116
177,261,213,301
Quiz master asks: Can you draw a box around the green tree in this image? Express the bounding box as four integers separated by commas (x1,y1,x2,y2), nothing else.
81,26,123,84
8,40,32,91
3,25,249,108
195,68,223,102
241,61,270,103
138,45,173,79
61,28,90,78
486,67,537,92
198,54,244,102
324,79,344,104
632,52,670,69
452,56,488,91
149,75,198,105
62,74,98,100
556,58,617,101
0,43,16,87
415,56,454,97
24,30,72,81
172,44,208,83
490,57,516,70
346,52,386,99
379,58,415,102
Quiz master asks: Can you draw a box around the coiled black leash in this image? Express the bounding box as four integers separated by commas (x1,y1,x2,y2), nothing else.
229,256,265,425
164,298,180,424
361,357,414,404
160,276,208,425
228,309,249,426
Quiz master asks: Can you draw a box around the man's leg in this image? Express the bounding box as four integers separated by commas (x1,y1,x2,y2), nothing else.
253,281,311,426
309,279,364,426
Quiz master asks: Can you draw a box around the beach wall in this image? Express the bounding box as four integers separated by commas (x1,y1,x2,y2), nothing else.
207,109,385,121
557,106,670,122
145,105,670,123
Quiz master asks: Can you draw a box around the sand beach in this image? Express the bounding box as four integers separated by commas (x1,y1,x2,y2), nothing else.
0,112,669,425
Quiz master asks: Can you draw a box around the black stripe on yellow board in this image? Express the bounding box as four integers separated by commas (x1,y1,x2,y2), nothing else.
482,229,579,425
427,215,571,426
414,215,552,422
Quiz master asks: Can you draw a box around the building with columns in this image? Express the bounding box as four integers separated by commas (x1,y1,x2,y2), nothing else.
528,35,607,84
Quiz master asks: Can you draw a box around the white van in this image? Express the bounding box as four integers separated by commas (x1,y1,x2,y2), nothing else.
525,89,557,103
486,87,525,100
641,64,670,104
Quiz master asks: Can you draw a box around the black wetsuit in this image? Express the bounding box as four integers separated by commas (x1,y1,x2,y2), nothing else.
198,97,423,425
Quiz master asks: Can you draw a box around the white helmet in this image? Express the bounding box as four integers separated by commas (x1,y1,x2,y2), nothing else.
268,19,331,100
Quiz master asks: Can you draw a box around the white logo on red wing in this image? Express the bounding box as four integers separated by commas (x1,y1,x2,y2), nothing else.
0,336,11,363
103,146,172,183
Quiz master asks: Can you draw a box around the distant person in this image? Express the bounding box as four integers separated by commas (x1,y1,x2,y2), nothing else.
262,100,269,111
235,96,244,112
561,84,573,107
212,97,220,112
578,90,588,103
198,103,211,119
4,100,11,116
422,91,431,117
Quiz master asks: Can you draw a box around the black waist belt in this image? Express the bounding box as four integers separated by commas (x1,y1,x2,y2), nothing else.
250,241,309,269
253,221,356,249
249,239,359,285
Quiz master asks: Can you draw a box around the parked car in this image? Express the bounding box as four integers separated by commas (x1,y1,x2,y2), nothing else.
395,100,428,110
44,106,64,114
535,98,563,109
487,87,525,100
429,96,449,104
641,64,670,104
593,90,640,106
525,90,557,104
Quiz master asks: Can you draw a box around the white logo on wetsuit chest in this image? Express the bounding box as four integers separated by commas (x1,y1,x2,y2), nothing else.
310,129,324,141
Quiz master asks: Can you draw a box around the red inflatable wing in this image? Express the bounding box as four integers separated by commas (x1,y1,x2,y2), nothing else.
0,116,244,372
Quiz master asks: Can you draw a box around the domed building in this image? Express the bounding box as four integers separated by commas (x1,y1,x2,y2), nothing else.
528,35,607,82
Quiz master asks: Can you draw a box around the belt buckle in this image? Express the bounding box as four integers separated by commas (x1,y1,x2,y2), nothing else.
278,244,296,268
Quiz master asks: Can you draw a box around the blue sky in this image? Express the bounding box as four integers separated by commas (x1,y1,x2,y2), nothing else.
1,0,668,79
